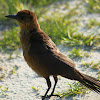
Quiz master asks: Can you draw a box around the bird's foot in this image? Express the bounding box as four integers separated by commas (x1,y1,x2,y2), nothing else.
42,94,61,100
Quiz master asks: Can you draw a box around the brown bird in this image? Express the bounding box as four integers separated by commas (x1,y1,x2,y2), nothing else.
6,10,100,100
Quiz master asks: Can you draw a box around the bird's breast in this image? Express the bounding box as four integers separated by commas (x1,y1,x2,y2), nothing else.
20,37,50,78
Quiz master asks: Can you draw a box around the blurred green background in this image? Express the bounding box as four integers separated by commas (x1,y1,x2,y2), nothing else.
0,0,100,51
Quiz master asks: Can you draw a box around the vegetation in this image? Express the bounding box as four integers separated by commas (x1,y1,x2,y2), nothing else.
57,81,87,97
40,14,79,44
82,61,100,70
68,48,88,58
0,0,100,51
0,0,58,21
85,0,100,13
0,73,5,81
0,85,9,96
32,86,40,91
0,27,20,51
62,32,100,46
86,19,100,28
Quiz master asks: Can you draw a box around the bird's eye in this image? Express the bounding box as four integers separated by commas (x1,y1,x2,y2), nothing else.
21,17,24,20
19,15,25,20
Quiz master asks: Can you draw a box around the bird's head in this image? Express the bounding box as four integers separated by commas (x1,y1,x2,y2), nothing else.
5,10,40,30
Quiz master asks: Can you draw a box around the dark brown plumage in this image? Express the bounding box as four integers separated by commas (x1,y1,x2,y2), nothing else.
5,10,100,99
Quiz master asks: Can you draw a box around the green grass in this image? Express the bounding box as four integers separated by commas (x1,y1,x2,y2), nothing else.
0,0,99,56
68,48,88,58
0,65,19,80
20,0,58,7
85,0,100,13
32,86,40,91
57,81,87,97
0,85,9,96
9,67,16,75
87,19,100,28
1,1,100,51
39,6,80,44
40,16,78,44
0,0,58,21
0,66,6,80
62,32,100,47
82,61,100,70
0,5,80,51
0,73,5,80
0,0,19,21
0,27,20,51
1,0,79,50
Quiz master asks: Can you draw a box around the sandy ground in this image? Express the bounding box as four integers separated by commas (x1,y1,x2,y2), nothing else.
0,46,100,100
0,0,100,100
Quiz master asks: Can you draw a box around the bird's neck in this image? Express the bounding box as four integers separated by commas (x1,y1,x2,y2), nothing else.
18,20,40,31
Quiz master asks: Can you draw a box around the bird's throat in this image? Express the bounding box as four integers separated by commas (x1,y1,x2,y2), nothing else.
17,20,40,31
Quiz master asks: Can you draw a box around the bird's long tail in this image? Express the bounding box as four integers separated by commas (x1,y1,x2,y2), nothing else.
78,73,100,93
61,69,100,93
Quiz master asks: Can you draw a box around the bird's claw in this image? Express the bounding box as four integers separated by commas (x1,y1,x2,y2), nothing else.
42,94,61,100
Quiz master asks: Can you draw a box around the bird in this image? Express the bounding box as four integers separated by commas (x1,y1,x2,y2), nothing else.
5,10,100,100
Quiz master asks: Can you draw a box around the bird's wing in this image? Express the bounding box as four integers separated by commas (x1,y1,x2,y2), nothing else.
29,31,75,74
29,30,58,55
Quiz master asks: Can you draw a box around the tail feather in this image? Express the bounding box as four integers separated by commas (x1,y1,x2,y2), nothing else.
79,74,100,93
61,68,100,93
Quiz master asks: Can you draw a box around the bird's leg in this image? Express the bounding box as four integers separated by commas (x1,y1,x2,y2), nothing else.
42,77,51,100
42,76,60,100
50,76,58,96
49,76,60,98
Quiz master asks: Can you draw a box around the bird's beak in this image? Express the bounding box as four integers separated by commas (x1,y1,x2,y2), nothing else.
5,14,20,20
